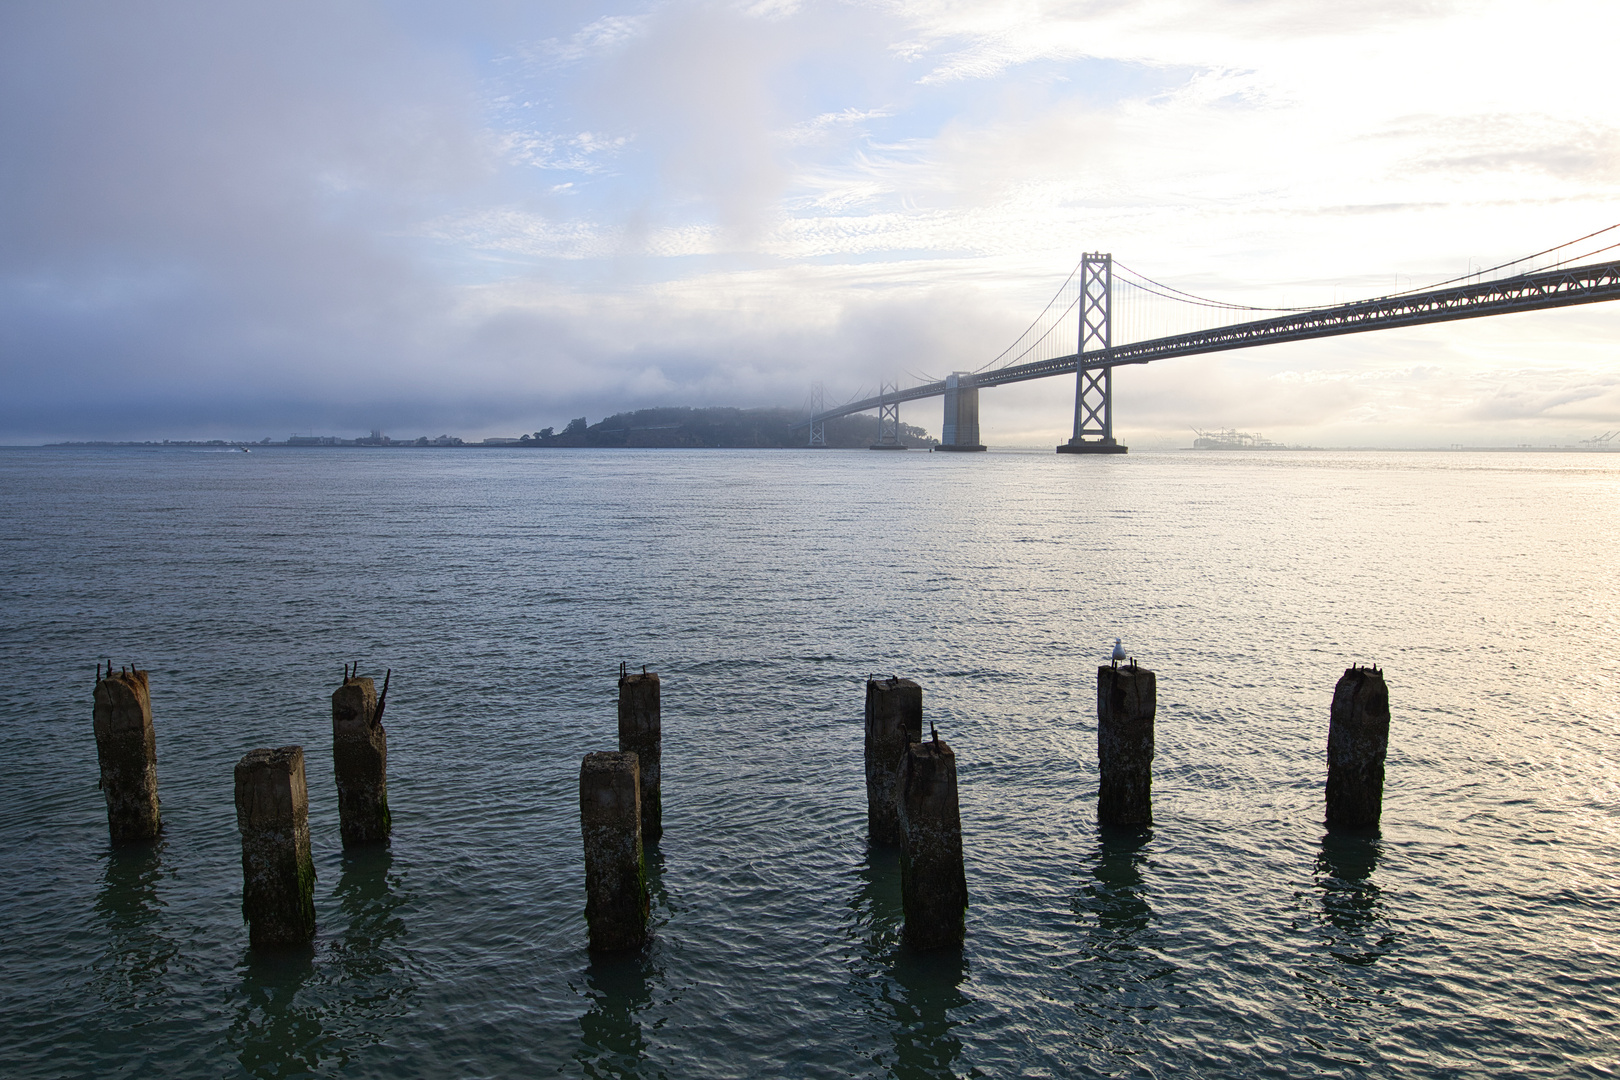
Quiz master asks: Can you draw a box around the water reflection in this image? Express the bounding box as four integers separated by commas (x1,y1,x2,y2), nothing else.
1069,825,1173,1049
228,848,415,1077
645,846,669,913
576,951,657,1078
885,949,969,1079
93,840,178,1007
1073,826,1155,947
849,844,970,1079
330,846,408,981
230,950,325,1078
575,847,664,1078
850,843,904,953
1312,830,1396,965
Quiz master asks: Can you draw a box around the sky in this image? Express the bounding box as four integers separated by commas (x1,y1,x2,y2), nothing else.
3,0,1619,447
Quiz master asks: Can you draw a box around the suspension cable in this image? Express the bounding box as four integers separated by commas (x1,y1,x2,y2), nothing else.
975,292,1084,373
1384,221,1620,297
1536,237,1620,272
1112,264,1317,312
971,257,1085,372
1115,221,1620,312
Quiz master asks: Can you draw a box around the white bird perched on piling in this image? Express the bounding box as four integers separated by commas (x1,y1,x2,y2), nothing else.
1111,638,1127,664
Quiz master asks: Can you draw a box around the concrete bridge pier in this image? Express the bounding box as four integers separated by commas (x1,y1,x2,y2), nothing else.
1056,364,1128,455
937,373,987,451
93,665,162,844
1326,666,1390,828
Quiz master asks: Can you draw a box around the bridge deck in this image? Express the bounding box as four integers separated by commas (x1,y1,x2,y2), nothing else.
799,258,1620,427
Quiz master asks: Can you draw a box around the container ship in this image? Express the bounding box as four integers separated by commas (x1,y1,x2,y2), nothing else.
1191,428,1291,450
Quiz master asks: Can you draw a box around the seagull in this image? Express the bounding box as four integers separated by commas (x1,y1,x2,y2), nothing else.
1111,638,1127,663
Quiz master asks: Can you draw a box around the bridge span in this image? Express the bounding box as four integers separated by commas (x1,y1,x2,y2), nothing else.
800,253,1620,453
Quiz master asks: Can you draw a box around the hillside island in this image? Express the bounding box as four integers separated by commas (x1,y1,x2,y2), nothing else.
50,407,937,451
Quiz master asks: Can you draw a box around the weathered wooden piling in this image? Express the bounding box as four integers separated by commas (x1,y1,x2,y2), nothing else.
896,734,967,950
93,665,161,843
617,667,661,844
1326,666,1390,828
580,751,647,952
1097,662,1155,827
235,746,316,949
865,677,923,845
332,669,390,845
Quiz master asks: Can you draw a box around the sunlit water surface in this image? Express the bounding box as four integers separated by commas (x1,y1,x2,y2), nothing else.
2,446,1618,1078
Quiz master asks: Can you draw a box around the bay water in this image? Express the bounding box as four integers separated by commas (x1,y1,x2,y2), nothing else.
1,446,1617,1077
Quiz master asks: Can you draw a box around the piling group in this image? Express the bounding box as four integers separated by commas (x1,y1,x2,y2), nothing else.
230,667,393,948
92,663,392,950
1092,655,1390,831
862,653,1393,951
576,664,663,952
88,648,1391,956
861,677,967,949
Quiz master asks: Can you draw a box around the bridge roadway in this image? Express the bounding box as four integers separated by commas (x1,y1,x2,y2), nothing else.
799,257,1620,427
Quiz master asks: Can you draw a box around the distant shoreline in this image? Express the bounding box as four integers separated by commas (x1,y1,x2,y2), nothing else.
25,441,1620,453
28,401,1620,452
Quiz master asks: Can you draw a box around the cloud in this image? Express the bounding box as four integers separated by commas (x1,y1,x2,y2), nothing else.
533,13,653,67
3,0,1620,445
1465,372,1620,422
1389,113,1620,182
778,108,895,148
499,129,632,173
0,1,494,436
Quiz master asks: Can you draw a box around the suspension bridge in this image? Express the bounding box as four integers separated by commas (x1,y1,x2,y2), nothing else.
798,226,1620,452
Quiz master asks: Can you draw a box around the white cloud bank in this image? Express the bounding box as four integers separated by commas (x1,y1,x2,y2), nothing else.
1,0,1617,444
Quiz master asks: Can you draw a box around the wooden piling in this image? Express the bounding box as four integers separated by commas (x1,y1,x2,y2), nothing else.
580,751,647,952
234,746,316,949
1097,663,1155,827
332,671,390,845
1326,666,1390,828
617,668,661,844
865,677,923,845
93,666,161,843
896,735,967,950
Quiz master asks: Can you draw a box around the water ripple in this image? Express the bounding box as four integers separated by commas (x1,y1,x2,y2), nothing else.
1,447,1618,1077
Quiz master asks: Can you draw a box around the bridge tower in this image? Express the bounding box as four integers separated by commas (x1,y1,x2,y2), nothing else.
937,373,987,451
871,383,906,449
808,382,827,448
1057,253,1128,455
